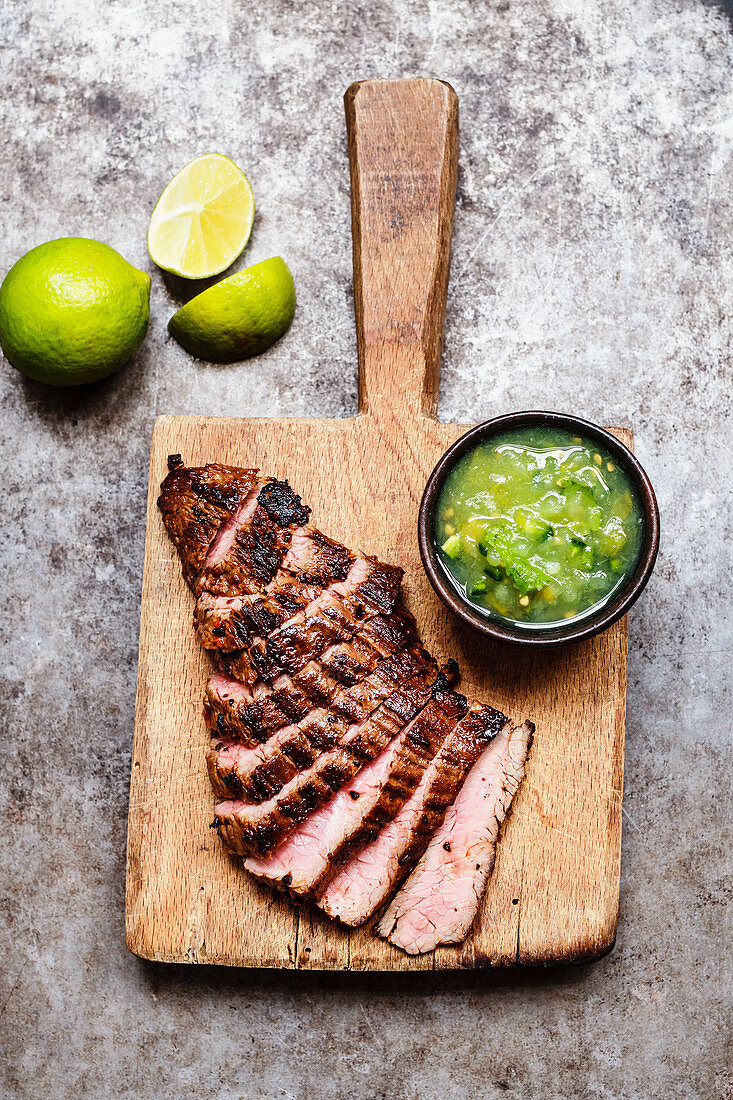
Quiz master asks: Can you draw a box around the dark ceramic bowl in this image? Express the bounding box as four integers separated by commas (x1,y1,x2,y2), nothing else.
418,411,660,648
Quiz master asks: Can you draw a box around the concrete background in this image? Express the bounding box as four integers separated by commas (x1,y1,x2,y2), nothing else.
0,0,730,1097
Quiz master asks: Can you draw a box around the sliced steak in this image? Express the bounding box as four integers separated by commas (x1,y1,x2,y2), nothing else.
214,659,451,858
193,524,358,652
195,478,310,597
204,672,312,749
204,612,418,744
195,580,321,652
319,703,508,927
158,462,260,587
240,667,465,887
376,719,534,955
215,564,409,688
208,646,434,801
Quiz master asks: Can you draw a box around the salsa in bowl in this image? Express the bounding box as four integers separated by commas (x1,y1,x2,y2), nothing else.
418,412,659,647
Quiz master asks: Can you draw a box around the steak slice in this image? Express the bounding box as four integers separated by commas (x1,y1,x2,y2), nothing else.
279,527,355,586
241,668,466,887
204,672,313,749
319,703,508,927
195,478,310,597
158,461,260,587
246,563,404,683
376,719,534,955
208,646,434,801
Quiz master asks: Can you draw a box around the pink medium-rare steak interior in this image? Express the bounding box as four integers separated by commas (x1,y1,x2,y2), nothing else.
242,668,465,890
201,479,266,572
158,461,531,955
376,719,534,955
319,702,509,927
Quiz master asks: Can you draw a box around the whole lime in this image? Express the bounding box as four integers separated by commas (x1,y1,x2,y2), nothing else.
168,256,295,363
0,237,151,386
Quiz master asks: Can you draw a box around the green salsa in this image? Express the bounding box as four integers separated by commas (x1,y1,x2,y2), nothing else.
435,426,643,627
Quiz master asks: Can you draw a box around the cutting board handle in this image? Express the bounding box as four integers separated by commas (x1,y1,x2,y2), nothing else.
345,78,459,422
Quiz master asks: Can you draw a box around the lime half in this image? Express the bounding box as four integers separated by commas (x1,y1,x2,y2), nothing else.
168,257,295,362
148,154,255,279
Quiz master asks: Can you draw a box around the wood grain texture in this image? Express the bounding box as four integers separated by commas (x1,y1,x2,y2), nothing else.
126,79,629,969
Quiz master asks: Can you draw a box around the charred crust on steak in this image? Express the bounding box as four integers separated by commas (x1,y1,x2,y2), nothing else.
190,475,241,510
291,743,316,768
281,873,293,887
431,660,460,695
253,821,279,854
232,618,252,645
445,658,459,680
482,707,508,739
256,606,281,635
210,817,220,829
257,480,311,527
322,761,346,790
167,453,183,470
222,772,242,796
249,770,276,801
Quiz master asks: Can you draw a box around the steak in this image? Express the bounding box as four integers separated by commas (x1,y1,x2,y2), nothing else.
208,646,434,801
204,672,311,749
242,667,465,891
279,527,355,586
216,599,416,689
376,719,534,954
204,614,418,745
194,581,321,653
194,526,357,652
158,462,260,587
158,462,531,953
319,703,508,926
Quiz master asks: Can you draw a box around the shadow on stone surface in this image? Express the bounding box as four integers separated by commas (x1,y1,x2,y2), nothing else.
138,956,598,997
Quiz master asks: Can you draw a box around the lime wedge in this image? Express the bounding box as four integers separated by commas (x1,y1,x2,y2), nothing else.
168,257,295,362
147,154,254,279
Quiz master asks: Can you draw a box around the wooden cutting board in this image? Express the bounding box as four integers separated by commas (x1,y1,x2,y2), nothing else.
126,78,629,970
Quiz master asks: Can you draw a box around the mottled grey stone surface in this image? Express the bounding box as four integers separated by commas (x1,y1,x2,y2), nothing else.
0,0,730,1097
